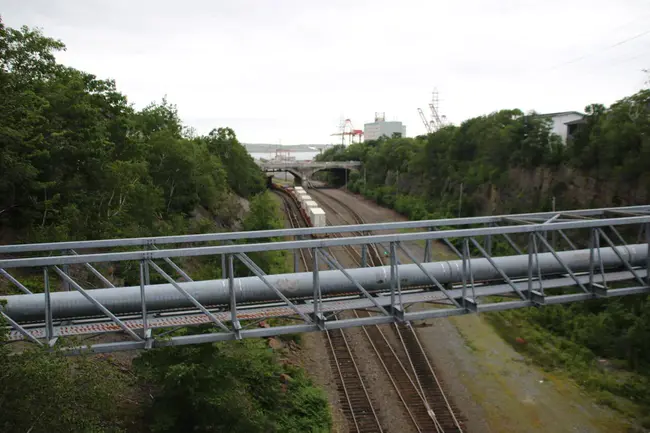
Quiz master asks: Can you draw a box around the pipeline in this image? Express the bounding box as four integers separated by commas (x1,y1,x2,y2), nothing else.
1,244,647,323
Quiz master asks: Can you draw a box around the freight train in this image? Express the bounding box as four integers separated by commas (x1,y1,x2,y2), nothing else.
270,183,327,230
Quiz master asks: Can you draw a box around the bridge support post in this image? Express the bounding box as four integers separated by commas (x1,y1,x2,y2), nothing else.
294,236,300,272
228,254,241,339
44,267,54,342
62,250,70,291
361,244,367,267
139,261,148,341
312,248,326,329
646,223,650,286
530,290,545,306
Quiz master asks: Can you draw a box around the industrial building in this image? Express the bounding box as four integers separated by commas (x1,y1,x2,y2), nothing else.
364,112,406,141
539,111,585,144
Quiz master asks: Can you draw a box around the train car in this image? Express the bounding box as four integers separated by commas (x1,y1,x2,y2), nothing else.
303,200,319,214
309,207,326,228
299,194,313,211
270,184,328,236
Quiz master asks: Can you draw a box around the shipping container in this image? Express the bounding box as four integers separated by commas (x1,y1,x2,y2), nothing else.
299,194,312,207
303,200,318,213
309,207,326,228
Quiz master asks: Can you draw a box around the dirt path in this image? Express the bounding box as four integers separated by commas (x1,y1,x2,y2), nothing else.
315,188,632,433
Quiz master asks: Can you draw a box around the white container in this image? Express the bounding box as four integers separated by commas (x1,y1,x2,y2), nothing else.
303,200,319,213
297,193,311,210
309,207,326,228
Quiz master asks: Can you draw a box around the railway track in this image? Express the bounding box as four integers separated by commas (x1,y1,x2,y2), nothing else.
271,188,311,270
276,184,463,432
395,322,464,432
308,186,464,432
273,185,384,432
307,187,384,267
326,322,384,433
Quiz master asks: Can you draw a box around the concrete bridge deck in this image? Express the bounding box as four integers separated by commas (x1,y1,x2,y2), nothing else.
257,161,361,182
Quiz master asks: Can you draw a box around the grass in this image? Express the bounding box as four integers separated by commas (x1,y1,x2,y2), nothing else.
485,309,648,423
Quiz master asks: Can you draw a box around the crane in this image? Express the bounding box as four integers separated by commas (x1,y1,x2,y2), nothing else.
418,108,433,134
331,118,363,145
418,89,447,134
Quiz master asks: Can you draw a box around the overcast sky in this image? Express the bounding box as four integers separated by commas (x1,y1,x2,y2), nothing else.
2,0,649,144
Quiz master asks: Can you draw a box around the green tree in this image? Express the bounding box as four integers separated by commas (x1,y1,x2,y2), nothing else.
0,322,134,433
134,339,331,433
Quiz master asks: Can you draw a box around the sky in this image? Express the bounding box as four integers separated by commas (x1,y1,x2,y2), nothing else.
2,0,649,144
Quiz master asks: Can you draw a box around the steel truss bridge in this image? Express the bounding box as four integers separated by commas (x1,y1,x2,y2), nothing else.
0,205,649,354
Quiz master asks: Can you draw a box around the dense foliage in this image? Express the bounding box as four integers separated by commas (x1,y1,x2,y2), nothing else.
317,87,650,418
0,19,328,433
0,20,265,242
134,338,331,433
0,323,135,432
318,90,650,217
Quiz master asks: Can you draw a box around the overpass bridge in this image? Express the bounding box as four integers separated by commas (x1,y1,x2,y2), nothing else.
0,205,649,354
257,160,361,183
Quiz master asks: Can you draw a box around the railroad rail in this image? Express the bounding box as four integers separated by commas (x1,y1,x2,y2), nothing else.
394,322,463,432
271,188,311,270
275,186,383,432
308,187,384,267
310,187,463,432
326,323,383,433
354,310,463,432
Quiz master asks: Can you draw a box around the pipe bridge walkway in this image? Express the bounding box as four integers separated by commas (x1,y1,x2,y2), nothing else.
1,205,649,354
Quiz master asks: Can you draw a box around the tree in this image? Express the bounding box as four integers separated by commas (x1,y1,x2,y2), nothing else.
134,339,331,433
0,320,134,433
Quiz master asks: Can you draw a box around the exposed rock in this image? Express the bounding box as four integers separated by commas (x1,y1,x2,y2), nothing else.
268,337,284,350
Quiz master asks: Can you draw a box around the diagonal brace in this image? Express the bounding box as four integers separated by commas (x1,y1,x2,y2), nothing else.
0,268,32,294
70,250,115,288
557,230,577,250
147,260,230,332
397,243,461,307
535,234,588,293
432,228,462,258
53,266,143,341
1,311,43,345
470,238,527,300
234,253,312,323
597,229,645,286
319,249,391,316
501,233,523,255
151,245,193,282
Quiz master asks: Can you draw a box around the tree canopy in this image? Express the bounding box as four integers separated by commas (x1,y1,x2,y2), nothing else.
0,18,266,242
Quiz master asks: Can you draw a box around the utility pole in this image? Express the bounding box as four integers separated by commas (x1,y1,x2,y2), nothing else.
552,196,557,249
458,182,463,218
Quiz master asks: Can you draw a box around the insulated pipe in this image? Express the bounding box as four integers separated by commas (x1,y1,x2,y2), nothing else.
1,244,647,323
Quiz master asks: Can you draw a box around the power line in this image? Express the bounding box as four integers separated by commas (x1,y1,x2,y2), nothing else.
549,27,650,71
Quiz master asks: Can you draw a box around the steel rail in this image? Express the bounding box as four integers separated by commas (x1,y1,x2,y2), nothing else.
310,188,384,266
354,310,431,432
395,322,463,432
324,319,383,433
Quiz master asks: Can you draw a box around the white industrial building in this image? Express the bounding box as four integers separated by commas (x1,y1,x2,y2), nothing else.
364,112,406,141
539,111,585,144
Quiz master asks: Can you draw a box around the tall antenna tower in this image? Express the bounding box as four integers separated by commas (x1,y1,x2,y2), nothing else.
418,88,447,134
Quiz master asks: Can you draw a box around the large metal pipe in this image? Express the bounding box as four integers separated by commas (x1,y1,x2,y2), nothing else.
1,244,646,322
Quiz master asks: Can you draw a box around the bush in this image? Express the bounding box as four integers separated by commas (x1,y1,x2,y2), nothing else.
133,338,331,433
0,345,135,433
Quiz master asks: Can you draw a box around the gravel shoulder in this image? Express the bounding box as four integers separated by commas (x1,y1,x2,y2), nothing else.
318,187,631,433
